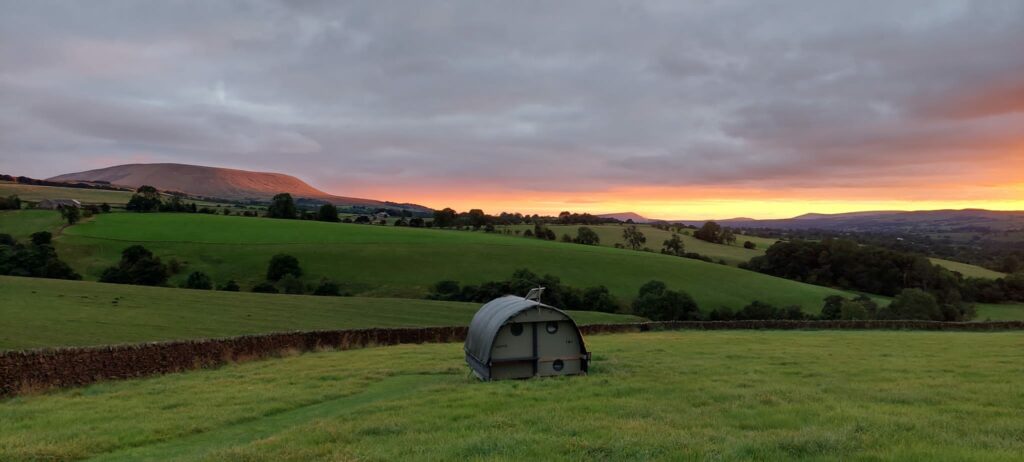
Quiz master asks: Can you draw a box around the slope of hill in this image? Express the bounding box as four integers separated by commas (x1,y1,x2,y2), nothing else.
48,163,430,211
4,330,1023,460
0,276,637,350
54,213,859,312
673,209,1024,232
596,212,651,223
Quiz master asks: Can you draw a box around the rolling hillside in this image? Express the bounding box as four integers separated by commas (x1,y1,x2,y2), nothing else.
0,276,637,350
53,213,857,312
48,163,430,211
4,330,1023,460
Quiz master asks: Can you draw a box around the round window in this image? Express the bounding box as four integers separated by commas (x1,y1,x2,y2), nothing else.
552,359,564,371
510,323,523,336
546,322,559,334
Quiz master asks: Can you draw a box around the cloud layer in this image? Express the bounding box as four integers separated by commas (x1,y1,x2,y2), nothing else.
2,0,1023,215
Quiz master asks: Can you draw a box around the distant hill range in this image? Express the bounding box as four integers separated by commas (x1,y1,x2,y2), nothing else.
622,209,1024,232
48,163,431,212
596,212,652,223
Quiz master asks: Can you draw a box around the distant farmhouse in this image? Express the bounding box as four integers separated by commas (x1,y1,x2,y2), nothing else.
36,199,81,210
374,211,390,220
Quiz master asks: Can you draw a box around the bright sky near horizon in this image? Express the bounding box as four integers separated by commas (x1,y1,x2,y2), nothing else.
2,1,1023,219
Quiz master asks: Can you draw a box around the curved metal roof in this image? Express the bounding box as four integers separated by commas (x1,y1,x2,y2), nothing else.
464,295,575,364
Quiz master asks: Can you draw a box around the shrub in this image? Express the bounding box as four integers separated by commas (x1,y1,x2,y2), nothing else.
582,285,619,313
279,274,304,294
313,278,342,296
881,288,942,320
251,282,279,293
631,280,700,321
317,203,340,222
575,227,600,246
99,245,169,286
184,271,213,290
30,231,52,246
743,241,756,249
266,254,302,281
219,279,240,291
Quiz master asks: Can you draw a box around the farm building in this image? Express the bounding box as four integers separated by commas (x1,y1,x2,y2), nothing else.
36,199,81,210
465,291,591,380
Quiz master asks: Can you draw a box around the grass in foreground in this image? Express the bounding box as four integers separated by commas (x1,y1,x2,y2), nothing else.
0,276,639,351
55,213,856,311
2,330,1023,461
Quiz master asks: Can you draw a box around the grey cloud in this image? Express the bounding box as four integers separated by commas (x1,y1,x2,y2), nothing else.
1,0,1023,198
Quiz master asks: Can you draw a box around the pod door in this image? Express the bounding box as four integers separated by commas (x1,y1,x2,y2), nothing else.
536,320,584,376
489,321,535,380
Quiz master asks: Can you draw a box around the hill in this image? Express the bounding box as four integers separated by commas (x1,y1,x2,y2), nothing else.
4,330,1023,460
47,163,431,212
54,213,858,312
673,209,1024,232
0,276,637,350
596,212,651,223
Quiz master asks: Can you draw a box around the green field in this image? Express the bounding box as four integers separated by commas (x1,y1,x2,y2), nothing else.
3,330,1023,461
53,213,858,312
0,210,65,241
0,182,134,205
500,223,777,265
975,303,1024,321
929,258,1006,279
0,276,638,351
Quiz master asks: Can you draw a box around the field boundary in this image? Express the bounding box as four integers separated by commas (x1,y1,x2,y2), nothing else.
3,320,1024,397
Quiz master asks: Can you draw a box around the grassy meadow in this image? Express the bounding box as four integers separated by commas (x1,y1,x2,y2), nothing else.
0,182,135,205
53,213,858,312
500,223,777,265
0,210,65,241
929,258,1006,279
3,330,1023,461
0,275,639,350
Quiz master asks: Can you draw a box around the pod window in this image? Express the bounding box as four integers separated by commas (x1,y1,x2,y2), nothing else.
510,323,524,336
546,322,559,334
553,359,565,371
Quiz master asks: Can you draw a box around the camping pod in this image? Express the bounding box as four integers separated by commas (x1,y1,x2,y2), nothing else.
465,292,591,380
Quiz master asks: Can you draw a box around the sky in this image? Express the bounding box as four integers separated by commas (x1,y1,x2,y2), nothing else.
1,0,1023,219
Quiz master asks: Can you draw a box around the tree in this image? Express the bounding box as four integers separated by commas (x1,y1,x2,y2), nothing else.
317,203,340,222
882,288,942,320
60,205,80,225
99,245,169,286
409,217,425,228
266,254,302,281
622,226,646,250
467,209,488,230
575,227,600,246
631,280,700,321
694,221,723,244
30,231,52,246
743,241,756,249
126,185,162,212
219,279,240,291
0,194,21,210
721,229,736,245
99,202,111,213
267,193,297,219
184,271,213,290
433,208,458,228
582,285,619,313
661,234,685,256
